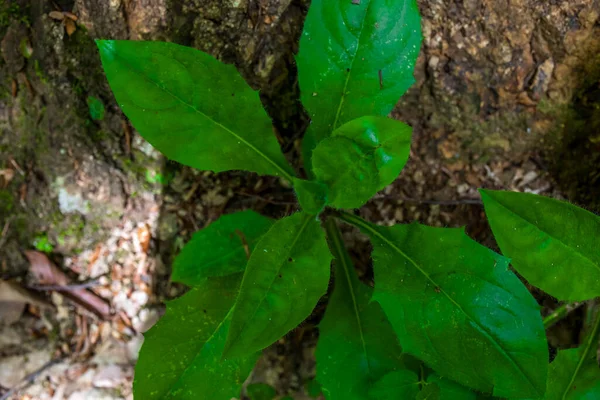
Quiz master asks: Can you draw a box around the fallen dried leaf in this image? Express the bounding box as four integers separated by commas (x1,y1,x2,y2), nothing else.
48,11,65,20
136,224,150,254
64,11,78,21
25,251,112,319
0,280,52,325
64,19,76,36
0,168,14,187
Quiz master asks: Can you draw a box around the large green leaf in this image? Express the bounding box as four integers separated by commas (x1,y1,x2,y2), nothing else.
134,273,258,399
339,213,549,398
543,310,600,400
317,219,405,399
96,40,294,180
297,0,421,171
312,116,412,209
223,212,332,357
172,211,274,286
421,374,478,400
368,370,420,400
480,189,600,301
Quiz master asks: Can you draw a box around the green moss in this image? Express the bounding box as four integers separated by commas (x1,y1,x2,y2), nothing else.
33,60,48,84
33,234,54,253
0,3,29,31
0,190,14,215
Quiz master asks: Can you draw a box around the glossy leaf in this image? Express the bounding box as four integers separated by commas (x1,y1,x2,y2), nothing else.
172,211,274,286
544,310,600,400
416,383,441,400
368,370,420,400
293,178,329,215
306,378,323,397
297,0,422,171
312,116,412,209
423,374,478,400
480,189,600,301
96,40,294,180
223,212,332,358
317,219,405,399
339,213,549,398
134,273,258,399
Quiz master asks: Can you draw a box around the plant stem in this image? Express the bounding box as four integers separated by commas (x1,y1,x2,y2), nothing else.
334,210,371,232
543,302,584,330
323,217,351,267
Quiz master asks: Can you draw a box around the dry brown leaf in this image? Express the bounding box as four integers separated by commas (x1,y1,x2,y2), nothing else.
48,11,65,20
64,19,76,36
0,168,14,186
25,251,112,319
137,224,150,254
64,11,78,21
0,280,51,325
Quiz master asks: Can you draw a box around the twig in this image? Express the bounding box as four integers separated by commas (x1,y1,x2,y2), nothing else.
27,279,103,292
0,217,14,250
543,301,584,330
395,197,483,206
235,191,297,206
0,357,64,400
9,159,24,176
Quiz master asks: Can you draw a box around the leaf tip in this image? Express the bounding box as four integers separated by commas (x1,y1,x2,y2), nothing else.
95,39,115,58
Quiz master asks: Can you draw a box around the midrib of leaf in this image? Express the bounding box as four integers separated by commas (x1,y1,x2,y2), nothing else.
331,0,372,131
560,310,600,400
324,218,371,374
331,0,411,131
227,214,312,348
108,48,293,182
337,211,541,395
166,306,235,397
487,195,600,273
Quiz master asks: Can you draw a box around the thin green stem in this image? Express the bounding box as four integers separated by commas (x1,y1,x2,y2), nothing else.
561,303,600,400
335,210,372,231
543,302,584,330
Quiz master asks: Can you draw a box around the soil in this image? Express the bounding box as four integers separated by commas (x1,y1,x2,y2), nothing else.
0,0,599,398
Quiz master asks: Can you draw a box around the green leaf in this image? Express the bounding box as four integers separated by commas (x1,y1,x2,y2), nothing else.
223,212,332,358
247,383,277,400
297,0,421,172
87,96,105,121
338,213,549,398
134,273,259,399
368,370,420,400
293,178,329,215
317,218,405,399
543,310,600,400
479,189,600,301
416,383,441,400
306,378,323,397
425,374,477,400
96,40,294,180
312,116,412,209
172,211,274,286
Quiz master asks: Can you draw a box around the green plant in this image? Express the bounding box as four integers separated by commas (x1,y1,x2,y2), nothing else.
96,1,600,399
